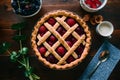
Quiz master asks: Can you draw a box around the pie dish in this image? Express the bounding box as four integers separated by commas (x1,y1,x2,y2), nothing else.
31,10,91,70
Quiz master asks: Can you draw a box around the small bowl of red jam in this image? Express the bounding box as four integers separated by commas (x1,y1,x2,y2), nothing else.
80,0,107,12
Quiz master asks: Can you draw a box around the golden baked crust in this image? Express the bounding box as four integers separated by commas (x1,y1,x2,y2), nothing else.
31,10,91,70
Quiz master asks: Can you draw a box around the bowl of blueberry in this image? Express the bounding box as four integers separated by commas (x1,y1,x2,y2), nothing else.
11,0,42,17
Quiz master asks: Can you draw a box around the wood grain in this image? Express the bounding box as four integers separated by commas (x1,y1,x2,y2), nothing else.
0,0,120,80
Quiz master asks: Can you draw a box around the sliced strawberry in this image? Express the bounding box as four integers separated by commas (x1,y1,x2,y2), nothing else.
85,0,92,5
95,0,102,7
90,2,97,8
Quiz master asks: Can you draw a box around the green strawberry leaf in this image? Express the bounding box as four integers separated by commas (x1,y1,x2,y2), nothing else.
11,22,26,30
12,35,27,41
0,42,11,54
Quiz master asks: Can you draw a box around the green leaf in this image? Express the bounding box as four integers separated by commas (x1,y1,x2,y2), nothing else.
11,22,26,30
20,47,29,55
0,42,11,54
10,51,18,62
25,67,33,77
12,35,27,41
32,73,40,80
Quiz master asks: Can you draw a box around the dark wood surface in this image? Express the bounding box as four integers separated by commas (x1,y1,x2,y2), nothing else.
0,0,120,80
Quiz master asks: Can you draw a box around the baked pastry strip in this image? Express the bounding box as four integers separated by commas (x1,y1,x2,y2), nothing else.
57,34,85,65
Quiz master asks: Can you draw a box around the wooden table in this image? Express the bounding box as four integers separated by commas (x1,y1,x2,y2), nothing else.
0,0,120,80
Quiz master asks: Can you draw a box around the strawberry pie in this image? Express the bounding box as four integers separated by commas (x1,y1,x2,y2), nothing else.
31,10,91,70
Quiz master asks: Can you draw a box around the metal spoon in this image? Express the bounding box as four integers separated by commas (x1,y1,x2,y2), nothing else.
87,50,109,79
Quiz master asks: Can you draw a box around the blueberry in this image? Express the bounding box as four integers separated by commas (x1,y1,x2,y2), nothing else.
21,9,27,15
15,8,22,14
35,5,39,10
11,2,18,9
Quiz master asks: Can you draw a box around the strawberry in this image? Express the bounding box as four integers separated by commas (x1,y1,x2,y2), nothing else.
94,0,102,6
48,18,56,25
66,18,76,27
90,2,97,8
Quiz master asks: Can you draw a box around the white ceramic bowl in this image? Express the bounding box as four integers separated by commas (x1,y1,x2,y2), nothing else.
96,21,114,38
80,0,107,12
11,0,42,17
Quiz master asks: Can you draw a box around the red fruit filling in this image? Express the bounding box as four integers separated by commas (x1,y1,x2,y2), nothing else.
76,44,85,57
66,41,73,47
37,17,86,64
47,35,57,46
39,46,46,56
66,18,76,27
75,26,85,36
48,17,56,26
66,55,75,63
46,54,58,64
39,25,47,36
57,26,66,36
56,46,66,57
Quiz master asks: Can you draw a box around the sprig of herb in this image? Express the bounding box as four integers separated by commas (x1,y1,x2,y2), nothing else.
0,22,40,80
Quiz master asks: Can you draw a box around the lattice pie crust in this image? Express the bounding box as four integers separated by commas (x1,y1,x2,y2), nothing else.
31,10,91,70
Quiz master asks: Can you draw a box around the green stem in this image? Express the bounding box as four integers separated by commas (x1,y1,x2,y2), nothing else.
17,60,26,67
6,50,11,55
19,30,22,50
17,0,21,12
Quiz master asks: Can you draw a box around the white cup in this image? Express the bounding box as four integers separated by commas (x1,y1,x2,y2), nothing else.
96,21,114,38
